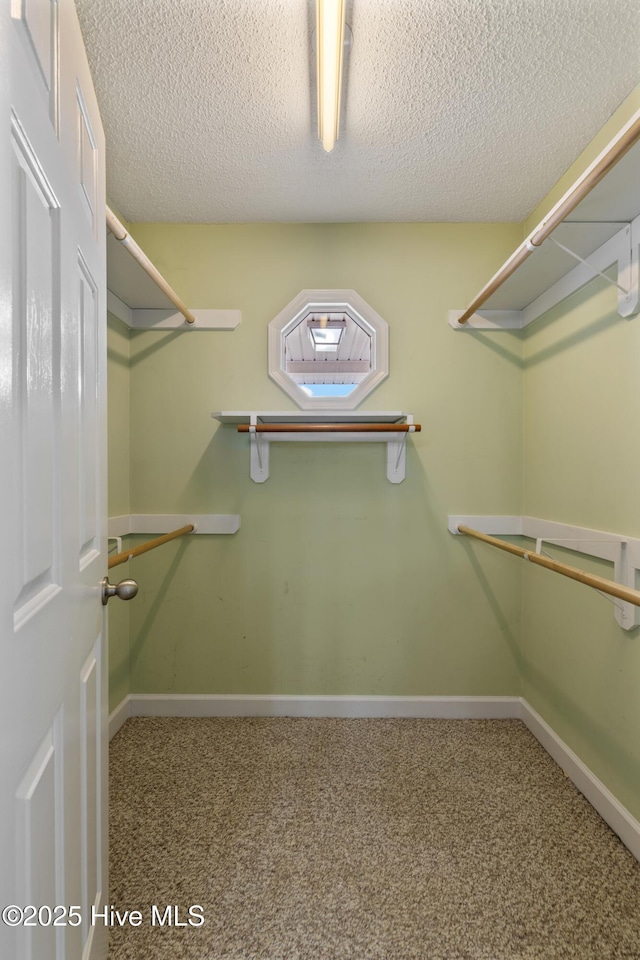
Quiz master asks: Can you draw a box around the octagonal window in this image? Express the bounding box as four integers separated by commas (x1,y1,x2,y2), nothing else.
268,289,389,410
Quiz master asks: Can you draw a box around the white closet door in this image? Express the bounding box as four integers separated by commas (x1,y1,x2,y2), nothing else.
0,2,108,959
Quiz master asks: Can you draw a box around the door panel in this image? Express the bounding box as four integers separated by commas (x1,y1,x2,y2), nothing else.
11,0,59,130
1,2,107,959
76,89,98,233
15,710,65,960
11,116,61,626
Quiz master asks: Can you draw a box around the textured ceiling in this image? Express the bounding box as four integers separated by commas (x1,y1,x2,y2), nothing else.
75,0,639,223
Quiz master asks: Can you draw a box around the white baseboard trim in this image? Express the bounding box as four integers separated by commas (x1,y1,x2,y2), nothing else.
127,694,521,719
108,696,131,740
519,699,640,862
108,692,640,863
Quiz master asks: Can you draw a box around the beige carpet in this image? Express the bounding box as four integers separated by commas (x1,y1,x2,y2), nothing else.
108,718,640,959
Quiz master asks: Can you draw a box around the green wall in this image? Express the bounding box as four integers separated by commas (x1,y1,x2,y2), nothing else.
110,222,524,698
519,88,640,819
523,281,640,818
521,279,640,819
518,85,640,820
106,83,640,821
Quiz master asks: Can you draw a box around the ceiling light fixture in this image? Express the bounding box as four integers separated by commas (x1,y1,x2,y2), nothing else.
316,0,347,153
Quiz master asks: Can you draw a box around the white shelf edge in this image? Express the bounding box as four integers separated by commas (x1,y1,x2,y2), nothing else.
106,293,241,330
449,514,640,630
448,310,523,330
129,308,241,330
212,410,409,423
214,411,418,483
106,226,240,330
450,218,639,330
108,514,240,536
448,515,523,535
107,290,133,327
449,106,640,331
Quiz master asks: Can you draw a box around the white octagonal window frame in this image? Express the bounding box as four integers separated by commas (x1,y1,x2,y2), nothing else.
268,289,389,410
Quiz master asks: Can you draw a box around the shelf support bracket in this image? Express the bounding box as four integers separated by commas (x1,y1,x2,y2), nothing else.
387,436,406,484
228,415,419,484
623,217,640,318
547,236,630,294
450,215,640,329
387,416,414,483
448,515,640,630
613,540,639,630
249,416,270,483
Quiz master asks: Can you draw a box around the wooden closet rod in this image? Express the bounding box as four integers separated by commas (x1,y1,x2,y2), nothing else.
106,206,196,324
458,525,640,607
237,423,421,433
108,524,195,569
457,112,640,325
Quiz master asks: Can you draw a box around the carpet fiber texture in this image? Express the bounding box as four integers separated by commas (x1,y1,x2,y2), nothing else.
108,717,640,959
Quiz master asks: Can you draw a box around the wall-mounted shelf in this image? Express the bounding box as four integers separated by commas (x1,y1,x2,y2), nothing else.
212,412,421,483
108,514,240,539
449,515,640,630
105,207,241,331
450,110,640,330
107,515,240,569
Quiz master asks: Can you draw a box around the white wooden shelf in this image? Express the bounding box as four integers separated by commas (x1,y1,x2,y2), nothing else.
212,411,420,483
450,110,640,330
108,514,240,539
449,515,640,630
106,232,241,331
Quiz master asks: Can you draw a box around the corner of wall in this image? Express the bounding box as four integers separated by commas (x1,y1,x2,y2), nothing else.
518,88,640,822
